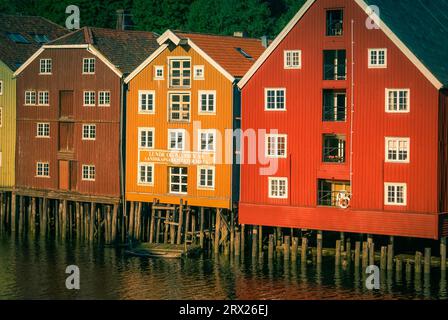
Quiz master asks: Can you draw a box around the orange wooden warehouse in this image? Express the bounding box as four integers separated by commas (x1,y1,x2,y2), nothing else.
124,30,265,243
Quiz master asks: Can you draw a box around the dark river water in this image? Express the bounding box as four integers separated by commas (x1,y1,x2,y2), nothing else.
0,235,446,300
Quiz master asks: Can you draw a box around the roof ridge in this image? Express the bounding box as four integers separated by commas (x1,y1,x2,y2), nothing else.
173,30,263,42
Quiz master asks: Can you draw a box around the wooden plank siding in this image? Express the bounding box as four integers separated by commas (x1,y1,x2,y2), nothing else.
239,0,442,239
0,60,16,189
126,45,234,209
16,48,121,199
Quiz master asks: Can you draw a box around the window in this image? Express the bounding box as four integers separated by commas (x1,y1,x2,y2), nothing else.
32,34,50,44
169,167,188,194
36,123,50,138
323,134,346,163
198,91,216,114
197,166,215,189
82,165,95,181
386,89,410,113
385,137,409,163
6,32,29,44
194,65,204,80
83,91,95,106
385,183,407,206
25,91,36,105
168,129,185,151
138,163,154,185
36,162,50,177
318,180,351,206
323,90,346,121
82,124,96,140
268,177,288,199
265,89,286,110
98,91,110,106
138,128,154,149
323,50,346,80
154,66,164,80
0,80,3,95
39,59,52,74
326,9,344,36
83,58,95,74
138,90,155,113
169,92,190,122
369,49,387,68
199,130,216,152
265,134,287,158
38,91,49,106
284,50,301,69
169,59,191,88
235,48,253,60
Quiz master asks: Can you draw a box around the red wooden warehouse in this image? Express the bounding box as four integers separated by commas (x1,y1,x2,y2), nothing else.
13,27,159,239
238,0,448,240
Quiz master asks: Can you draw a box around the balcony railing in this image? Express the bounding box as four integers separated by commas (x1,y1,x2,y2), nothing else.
323,105,346,121
323,64,347,80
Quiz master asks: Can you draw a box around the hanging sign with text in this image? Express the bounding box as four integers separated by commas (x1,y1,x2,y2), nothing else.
139,149,215,166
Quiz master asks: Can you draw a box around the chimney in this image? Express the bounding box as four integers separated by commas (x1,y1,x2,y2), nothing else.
261,35,269,48
116,9,125,30
233,31,247,38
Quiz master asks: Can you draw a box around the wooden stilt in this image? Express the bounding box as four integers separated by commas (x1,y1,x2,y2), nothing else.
290,237,297,261
415,251,422,273
258,225,263,254
11,193,16,234
89,202,95,241
112,204,118,242
387,244,394,271
251,226,257,257
268,234,274,260
354,241,361,267
149,202,156,243
176,200,184,245
155,210,161,244
362,241,368,268
346,238,351,263
230,210,235,254
214,208,221,254
31,197,36,237
241,224,245,256
164,211,169,244
191,210,196,245
369,242,375,266
441,237,446,271
18,196,24,235
424,248,431,274
335,240,341,265
62,200,67,240
200,207,205,249
129,201,135,238
317,231,323,264
380,246,387,270
300,237,307,264
284,235,291,261
184,206,190,244
235,231,241,256
41,198,47,238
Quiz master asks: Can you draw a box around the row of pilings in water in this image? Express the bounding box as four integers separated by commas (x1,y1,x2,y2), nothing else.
0,192,447,280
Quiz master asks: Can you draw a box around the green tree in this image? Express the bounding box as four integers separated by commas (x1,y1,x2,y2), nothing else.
274,0,306,34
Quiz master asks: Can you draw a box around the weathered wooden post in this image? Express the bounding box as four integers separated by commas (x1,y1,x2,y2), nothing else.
380,246,387,270
441,237,446,272
405,259,412,275
241,224,245,256
200,207,205,249
42,198,47,237
251,226,258,257
300,237,307,264
31,197,36,236
149,202,156,243
346,238,351,263
354,241,361,267
235,231,241,256
291,237,298,262
362,241,368,268
317,231,323,264
129,201,135,238
177,200,184,245
112,204,118,242
284,235,291,261
268,234,274,260
11,192,16,234
396,257,402,274
184,206,191,244
369,243,375,266
89,202,95,242
214,208,221,254
335,240,341,265
415,251,422,273
230,211,235,254
258,225,263,254
424,248,431,274
387,244,394,271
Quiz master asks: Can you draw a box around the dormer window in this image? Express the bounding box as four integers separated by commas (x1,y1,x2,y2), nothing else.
235,48,253,60
326,9,344,36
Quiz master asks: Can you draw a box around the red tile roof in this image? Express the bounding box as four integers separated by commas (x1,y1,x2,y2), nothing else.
175,31,267,78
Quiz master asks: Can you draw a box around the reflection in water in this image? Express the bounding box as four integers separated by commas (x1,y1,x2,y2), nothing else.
0,236,447,300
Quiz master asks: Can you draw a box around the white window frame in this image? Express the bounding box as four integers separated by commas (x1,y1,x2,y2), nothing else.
38,91,49,106
154,66,164,80
169,57,191,88
169,166,188,194
198,129,216,152
98,91,110,107
82,124,96,141
83,58,95,74
39,59,52,74
284,50,302,69
168,129,186,151
193,65,205,80
368,48,387,68
197,165,215,190
385,137,410,163
138,90,155,114
0,80,3,95
198,90,216,114
36,162,50,178
384,183,407,206
268,177,288,199
83,91,96,107
385,89,410,113
137,162,154,186
36,122,50,138
168,92,190,122
82,165,96,181
25,90,36,105
138,127,155,149
265,88,286,111
265,134,288,158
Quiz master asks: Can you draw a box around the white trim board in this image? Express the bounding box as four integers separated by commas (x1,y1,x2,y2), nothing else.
125,29,235,84
237,0,443,90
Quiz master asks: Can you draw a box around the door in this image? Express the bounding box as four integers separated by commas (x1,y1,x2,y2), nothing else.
59,160,70,190
59,91,74,119
70,161,78,191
